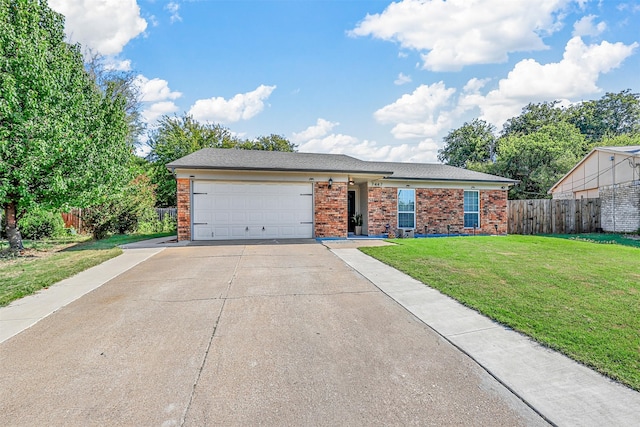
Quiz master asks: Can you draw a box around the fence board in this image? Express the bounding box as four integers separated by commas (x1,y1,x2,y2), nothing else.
508,198,600,235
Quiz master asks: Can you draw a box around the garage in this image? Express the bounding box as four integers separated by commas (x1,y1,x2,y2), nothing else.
191,181,313,240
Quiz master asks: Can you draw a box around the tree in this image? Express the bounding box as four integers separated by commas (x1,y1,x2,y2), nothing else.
438,119,496,167
86,53,145,147
238,134,296,152
501,101,568,137
567,89,640,142
147,114,296,207
146,114,242,207
489,122,586,199
0,0,131,250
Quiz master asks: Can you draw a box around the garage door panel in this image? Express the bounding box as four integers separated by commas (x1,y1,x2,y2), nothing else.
193,182,314,240
214,212,231,223
247,212,263,222
214,196,231,210
194,226,214,240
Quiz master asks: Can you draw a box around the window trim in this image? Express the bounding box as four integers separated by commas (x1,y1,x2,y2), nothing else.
397,188,415,229
463,190,480,229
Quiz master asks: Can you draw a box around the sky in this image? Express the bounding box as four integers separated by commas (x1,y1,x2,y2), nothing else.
48,0,640,163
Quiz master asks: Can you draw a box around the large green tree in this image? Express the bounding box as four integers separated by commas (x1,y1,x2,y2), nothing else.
567,89,640,142
86,53,145,147
484,122,587,199
501,101,568,137
438,119,496,167
0,0,131,250
147,114,296,207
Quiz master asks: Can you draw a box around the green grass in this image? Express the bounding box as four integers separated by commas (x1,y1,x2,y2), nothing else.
360,235,640,391
552,233,640,248
0,232,174,307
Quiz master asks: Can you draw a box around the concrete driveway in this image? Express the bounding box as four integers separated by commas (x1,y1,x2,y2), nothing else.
0,242,546,426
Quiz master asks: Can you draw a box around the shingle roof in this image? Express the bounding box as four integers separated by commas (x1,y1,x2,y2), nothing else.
368,161,516,183
167,148,516,184
166,148,393,174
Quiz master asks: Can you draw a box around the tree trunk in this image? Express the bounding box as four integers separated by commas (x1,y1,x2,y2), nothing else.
4,202,24,251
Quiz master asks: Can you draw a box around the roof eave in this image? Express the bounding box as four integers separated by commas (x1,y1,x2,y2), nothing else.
383,176,518,185
166,164,394,175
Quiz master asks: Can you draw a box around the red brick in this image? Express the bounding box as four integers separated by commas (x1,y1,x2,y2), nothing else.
314,181,347,238
176,178,191,241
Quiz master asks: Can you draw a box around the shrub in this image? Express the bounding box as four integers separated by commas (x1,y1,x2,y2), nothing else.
137,213,177,234
84,175,159,239
18,207,66,240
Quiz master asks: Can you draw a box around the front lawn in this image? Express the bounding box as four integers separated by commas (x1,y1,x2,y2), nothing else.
360,235,640,391
0,233,173,307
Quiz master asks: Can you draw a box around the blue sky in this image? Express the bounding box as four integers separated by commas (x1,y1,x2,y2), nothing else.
50,0,640,162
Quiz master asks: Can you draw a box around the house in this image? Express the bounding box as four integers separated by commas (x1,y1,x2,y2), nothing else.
549,146,640,232
166,148,517,241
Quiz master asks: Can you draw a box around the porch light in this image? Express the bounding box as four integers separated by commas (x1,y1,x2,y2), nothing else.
328,178,333,189
349,178,354,185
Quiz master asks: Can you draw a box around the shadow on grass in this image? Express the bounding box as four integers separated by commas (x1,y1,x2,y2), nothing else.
551,233,640,248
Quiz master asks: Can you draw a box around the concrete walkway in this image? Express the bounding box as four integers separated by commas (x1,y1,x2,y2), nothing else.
329,244,640,427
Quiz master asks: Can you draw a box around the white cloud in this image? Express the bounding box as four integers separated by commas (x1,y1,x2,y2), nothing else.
141,101,179,123
572,15,606,37
350,0,576,71
394,72,412,85
165,2,182,24
374,82,457,139
49,0,147,55
459,36,638,127
103,58,132,72
294,120,439,163
291,118,339,144
135,75,182,102
189,85,276,123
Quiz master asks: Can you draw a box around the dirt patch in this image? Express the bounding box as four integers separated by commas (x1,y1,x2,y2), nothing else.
0,243,76,266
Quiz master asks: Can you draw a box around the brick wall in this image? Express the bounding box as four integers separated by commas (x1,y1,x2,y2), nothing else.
367,187,397,236
367,187,508,236
480,190,508,234
600,182,640,232
176,178,191,241
314,181,347,238
416,188,464,234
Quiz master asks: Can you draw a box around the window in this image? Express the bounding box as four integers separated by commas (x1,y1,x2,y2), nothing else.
398,189,415,229
464,190,479,228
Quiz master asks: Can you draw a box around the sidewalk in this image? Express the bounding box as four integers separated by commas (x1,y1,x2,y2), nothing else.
330,246,640,427
0,246,165,344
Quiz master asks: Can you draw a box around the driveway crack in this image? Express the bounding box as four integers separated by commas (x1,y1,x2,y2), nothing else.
179,246,245,426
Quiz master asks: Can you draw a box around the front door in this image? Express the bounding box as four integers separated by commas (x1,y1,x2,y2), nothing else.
348,190,356,233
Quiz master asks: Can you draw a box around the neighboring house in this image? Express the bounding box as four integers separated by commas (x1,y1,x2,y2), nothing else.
167,148,516,241
549,146,640,232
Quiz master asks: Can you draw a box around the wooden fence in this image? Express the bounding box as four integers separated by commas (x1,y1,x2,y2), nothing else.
61,209,84,233
156,208,177,221
507,198,601,235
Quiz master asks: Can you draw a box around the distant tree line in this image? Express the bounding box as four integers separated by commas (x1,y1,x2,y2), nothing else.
438,90,640,199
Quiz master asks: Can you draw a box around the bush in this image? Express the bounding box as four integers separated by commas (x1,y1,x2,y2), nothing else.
84,175,159,239
137,213,177,234
18,207,66,240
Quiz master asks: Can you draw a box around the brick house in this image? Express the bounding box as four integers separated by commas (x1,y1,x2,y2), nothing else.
167,148,516,241
549,146,640,232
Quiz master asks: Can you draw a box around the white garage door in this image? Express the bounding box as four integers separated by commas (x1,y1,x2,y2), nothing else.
192,182,314,240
